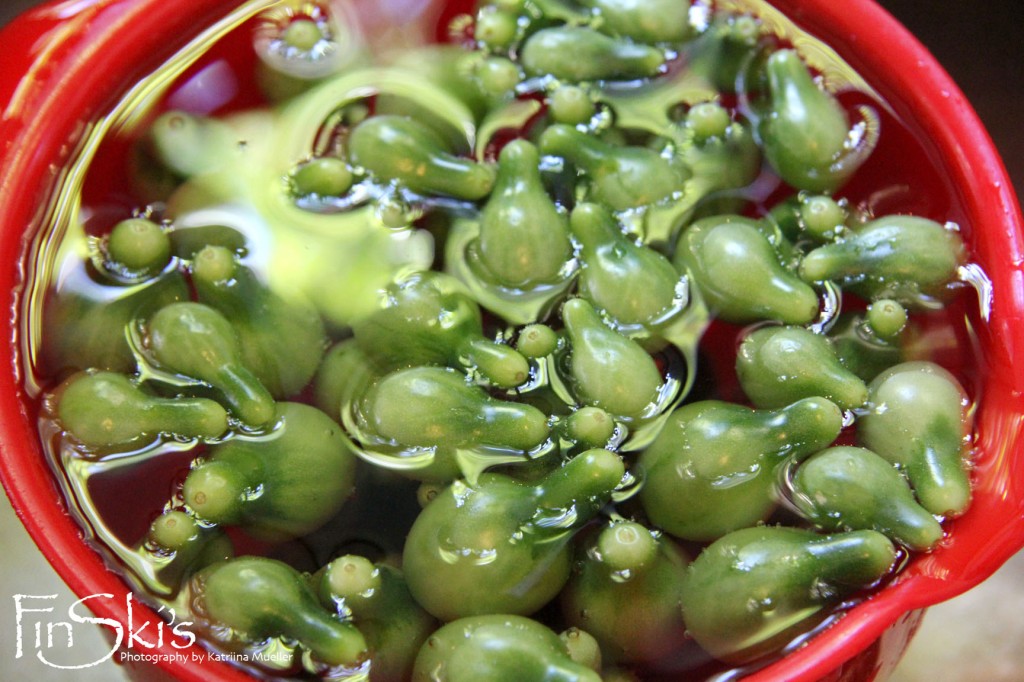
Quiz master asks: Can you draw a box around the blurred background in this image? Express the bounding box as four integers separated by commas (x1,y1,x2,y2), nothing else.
1,0,1021,680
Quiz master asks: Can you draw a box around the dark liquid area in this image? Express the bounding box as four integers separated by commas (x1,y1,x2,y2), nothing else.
21,0,989,680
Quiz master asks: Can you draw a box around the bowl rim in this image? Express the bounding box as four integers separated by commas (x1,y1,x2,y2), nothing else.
1,1,1022,681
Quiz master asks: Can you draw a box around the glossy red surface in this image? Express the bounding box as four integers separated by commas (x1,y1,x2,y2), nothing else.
1,1,1022,681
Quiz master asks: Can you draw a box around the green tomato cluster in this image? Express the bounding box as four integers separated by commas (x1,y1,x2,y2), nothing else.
38,0,978,679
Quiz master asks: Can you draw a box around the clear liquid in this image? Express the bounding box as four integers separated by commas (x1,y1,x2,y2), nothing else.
17,0,990,679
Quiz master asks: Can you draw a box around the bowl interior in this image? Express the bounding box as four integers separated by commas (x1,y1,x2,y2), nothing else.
1,1,1022,681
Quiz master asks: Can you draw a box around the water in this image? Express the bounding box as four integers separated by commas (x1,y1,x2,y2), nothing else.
15,0,991,679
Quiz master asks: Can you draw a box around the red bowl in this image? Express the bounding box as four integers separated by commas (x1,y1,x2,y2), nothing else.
1,1,1022,681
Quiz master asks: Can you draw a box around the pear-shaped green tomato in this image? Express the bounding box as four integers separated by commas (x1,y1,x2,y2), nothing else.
361,366,550,452
560,521,690,664
347,115,495,200
736,325,868,410
383,45,490,122
571,203,682,326
565,406,616,449
476,140,572,289
684,102,732,145
858,362,972,517
474,6,520,52
680,527,897,664
147,510,216,555
562,297,663,419
799,216,967,303
791,446,944,551
192,245,326,398
760,49,861,192
539,124,686,211
411,615,601,682
148,302,276,427
291,156,354,198
318,556,436,682
865,299,909,340
473,56,524,103
580,0,692,44
676,118,763,217
517,323,560,359
281,18,324,50
548,85,597,126
146,511,233,595
195,557,367,667
253,11,356,101
674,214,819,325
520,27,665,82
183,402,357,541
42,269,189,376
559,628,603,675
106,217,172,278
798,194,850,242
403,448,625,621
312,341,380,421
167,223,247,260
639,397,843,541
144,110,236,178
56,371,228,450
353,272,529,388
827,312,903,383
685,13,763,93
756,193,844,248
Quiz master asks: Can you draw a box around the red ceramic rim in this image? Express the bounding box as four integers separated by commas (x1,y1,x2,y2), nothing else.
1,1,1022,681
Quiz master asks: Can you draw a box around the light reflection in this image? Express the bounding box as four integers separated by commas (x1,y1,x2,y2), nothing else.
51,0,102,20
957,262,994,322
167,60,239,115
